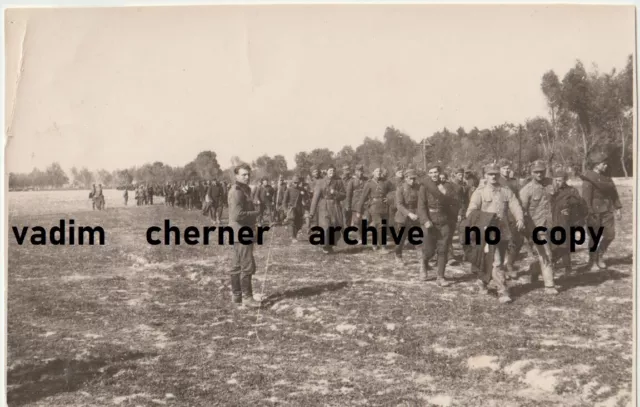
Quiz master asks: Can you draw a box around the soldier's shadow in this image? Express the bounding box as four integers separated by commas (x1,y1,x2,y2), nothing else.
262,281,351,307
510,267,630,299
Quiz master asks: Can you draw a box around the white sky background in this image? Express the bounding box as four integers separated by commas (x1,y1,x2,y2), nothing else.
4,4,636,173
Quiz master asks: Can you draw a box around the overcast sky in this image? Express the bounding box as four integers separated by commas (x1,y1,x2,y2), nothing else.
4,5,635,173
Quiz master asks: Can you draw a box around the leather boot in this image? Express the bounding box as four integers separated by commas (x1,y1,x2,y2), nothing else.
231,274,242,305
505,252,518,279
585,252,598,271
241,275,262,308
420,260,430,281
596,251,607,269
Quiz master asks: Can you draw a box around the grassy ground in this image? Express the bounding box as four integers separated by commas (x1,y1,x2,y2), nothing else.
7,186,634,407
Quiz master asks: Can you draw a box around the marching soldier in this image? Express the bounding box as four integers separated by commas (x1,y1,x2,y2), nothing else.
256,178,274,225
283,175,307,242
467,163,525,304
307,166,323,229
345,164,368,227
95,184,104,210
448,167,468,264
499,159,524,277
341,165,352,225
417,163,456,287
89,184,96,210
309,164,347,254
394,169,422,265
551,167,588,274
388,165,405,230
218,181,228,223
519,160,558,294
580,152,623,270
275,178,288,225
228,163,262,308
355,166,394,252
123,187,128,206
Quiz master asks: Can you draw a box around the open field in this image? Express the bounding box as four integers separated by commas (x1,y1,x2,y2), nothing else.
7,184,635,407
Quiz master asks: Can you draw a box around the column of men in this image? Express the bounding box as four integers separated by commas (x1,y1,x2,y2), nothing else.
290,153,617,303
225,152,621,308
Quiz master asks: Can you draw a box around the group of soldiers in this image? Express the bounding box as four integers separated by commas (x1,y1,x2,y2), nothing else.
227,151,622,307
161,180,230,218
120,181,232,219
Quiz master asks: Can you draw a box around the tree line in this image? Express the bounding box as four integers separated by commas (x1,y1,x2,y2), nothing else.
8,56,633,191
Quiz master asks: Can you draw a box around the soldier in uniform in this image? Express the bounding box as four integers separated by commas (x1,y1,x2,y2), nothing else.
580,152,623,270
387,165,405,230
466,163,525,303
341,165,353,225
519,160,558,294
345,164,368,227
228,163,261,308
123,187,129,206
551,167,588,274
89,184,97,210
417,163,456,286
498,159,525,278
275,178,287,225
283,175,307,242
258,178,275,226
307,166,323,229
95,184,104,210
448,168,468,264
394,169,422,265
309,164,346,254
218,181,228,223
355,166,394,252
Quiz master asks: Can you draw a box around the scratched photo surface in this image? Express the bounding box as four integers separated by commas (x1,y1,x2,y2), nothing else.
5,5,636,407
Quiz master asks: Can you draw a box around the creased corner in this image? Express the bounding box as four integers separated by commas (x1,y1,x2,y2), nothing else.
5,19,28,150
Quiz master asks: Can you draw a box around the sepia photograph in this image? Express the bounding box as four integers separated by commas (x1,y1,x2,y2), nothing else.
4,4,637,406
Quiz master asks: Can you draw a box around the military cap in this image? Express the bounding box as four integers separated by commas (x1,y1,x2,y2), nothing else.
291,175,301,183
484,163,500,174
310,165,319,172
394,165,404,172
551,168,568,179
404,169,417,178
426,162,442,171
342,164,351,171
355,164,364,171
590,151,608,165
531,160,546,172
326,163,336,170
454,167,465,175
497,158,511,168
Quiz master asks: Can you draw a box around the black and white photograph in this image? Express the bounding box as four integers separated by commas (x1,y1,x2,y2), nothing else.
4,4,637,406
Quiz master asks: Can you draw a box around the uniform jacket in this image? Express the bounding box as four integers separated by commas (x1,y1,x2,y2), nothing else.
580,170,622,214
345,176,368,211
552,184,588,229
228,182,259,230
519,178,554,228
258,185,275,207
466,182,524,240
417,178,455,226
450,180,468,218
283,185,306,213
357,178,394,215
395,182,421,224
310,177,346,229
